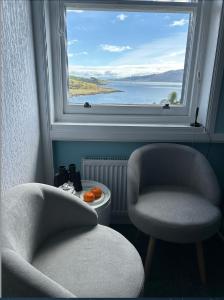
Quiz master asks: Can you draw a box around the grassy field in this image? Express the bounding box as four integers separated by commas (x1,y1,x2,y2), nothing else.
68,75,120,97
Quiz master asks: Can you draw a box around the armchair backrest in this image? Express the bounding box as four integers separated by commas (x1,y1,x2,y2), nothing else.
138,144,197,187
128,143,221,205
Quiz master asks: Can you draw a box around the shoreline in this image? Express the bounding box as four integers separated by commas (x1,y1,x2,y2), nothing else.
69,88,123,97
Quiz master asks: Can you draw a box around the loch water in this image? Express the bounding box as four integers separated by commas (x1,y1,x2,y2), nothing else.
68,81,182,105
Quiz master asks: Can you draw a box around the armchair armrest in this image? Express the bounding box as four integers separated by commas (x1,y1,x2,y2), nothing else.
2,249,75,297
35,183,98,241
40,183,98,225
2,183,98,263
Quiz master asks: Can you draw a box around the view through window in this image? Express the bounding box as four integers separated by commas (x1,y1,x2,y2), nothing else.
66,8,191,106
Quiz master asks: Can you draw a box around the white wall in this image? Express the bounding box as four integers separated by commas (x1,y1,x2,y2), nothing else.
1,0,45,193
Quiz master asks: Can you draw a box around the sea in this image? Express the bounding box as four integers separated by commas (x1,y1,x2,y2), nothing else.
68,80,182,105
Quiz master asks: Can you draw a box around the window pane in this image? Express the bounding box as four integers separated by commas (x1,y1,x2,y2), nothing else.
66,9,191,106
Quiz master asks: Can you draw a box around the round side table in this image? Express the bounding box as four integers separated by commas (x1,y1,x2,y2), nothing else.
59,180,111,226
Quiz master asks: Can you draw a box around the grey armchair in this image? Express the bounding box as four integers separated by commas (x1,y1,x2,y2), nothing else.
127,143,222,284
2,183,144,297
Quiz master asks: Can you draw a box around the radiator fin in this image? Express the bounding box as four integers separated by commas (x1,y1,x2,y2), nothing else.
82,158,128,217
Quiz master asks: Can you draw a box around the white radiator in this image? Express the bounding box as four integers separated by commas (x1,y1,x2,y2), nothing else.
82,157,128,223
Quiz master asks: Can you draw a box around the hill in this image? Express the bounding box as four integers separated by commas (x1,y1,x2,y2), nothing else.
68,75,121,97
119,69,184,82
69,75,107,85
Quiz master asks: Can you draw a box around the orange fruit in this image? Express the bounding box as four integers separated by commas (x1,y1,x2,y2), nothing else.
83,192,95,202
90,187,102,199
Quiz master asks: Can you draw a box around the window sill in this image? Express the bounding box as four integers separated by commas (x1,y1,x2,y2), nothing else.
50,122,211,142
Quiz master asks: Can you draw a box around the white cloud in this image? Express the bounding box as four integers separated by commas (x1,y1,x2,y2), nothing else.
67,39,78,46
111,32,187,67
68,53,74,58
100,44,132,53
68,64,183,79
116,14,128,21
170,18,188,27
68,10,84,13
69,33,187,78
168,50,185,57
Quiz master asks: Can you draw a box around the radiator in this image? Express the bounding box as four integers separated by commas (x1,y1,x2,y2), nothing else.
82,157,128,222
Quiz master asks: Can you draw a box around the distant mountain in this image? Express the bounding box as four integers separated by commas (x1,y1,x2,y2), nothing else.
118,69,184,82
69,75,107,85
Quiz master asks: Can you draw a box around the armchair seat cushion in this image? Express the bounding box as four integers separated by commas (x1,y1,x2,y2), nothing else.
32,224,144,298
129,186,221,243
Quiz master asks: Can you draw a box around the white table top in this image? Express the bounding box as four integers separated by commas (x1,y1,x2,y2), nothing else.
59,180,111,209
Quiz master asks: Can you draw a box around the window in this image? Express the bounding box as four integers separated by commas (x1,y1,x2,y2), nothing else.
46,0,223,133
66,9,189,107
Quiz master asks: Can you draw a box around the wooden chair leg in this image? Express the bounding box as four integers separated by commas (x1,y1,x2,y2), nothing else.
196,241,206,284
145,237,156,279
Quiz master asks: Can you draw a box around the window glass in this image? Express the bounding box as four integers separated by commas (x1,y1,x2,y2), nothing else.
66,9,191,106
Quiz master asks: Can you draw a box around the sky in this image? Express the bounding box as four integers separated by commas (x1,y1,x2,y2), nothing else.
66,9,190,78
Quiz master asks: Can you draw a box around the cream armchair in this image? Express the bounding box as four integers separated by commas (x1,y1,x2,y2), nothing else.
127,143,222,284
2,183,144,297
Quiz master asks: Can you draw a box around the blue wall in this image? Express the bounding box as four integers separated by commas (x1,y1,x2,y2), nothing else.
215,70,224,133
53,141,224,190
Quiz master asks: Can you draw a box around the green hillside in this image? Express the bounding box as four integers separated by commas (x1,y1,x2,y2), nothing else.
68,76,121,97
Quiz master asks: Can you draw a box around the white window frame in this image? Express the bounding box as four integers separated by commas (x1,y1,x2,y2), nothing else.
50,0,204,124
33,0,224,142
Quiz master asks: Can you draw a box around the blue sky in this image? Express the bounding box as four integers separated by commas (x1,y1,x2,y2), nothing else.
66,9,190,78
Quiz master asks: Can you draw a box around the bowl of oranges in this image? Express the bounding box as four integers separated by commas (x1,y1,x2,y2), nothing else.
81,185,104,204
